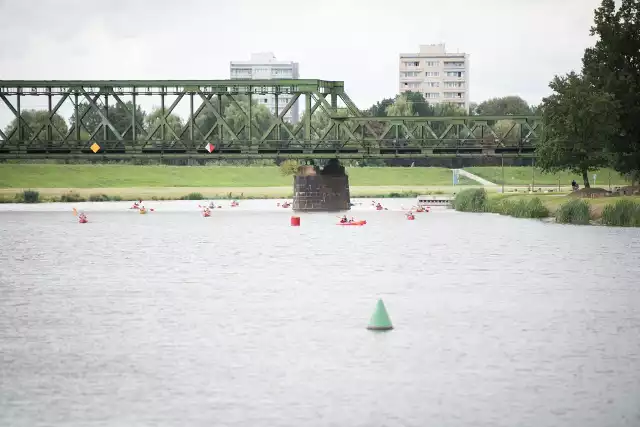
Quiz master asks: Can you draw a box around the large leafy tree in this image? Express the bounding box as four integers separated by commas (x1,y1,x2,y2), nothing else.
366,97,394,117
476,96,532,116
385,94,413,116
69,100,146,141
145,107,184,142
3,109,68,142
404,91,435,117
582,0,640,180
536,72,618,188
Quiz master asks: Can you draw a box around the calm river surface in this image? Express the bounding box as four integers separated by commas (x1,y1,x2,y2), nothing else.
1,199,639,427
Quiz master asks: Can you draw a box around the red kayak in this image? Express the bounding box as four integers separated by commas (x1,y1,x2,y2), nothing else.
202,211,211,217
337,220,367,226
79,218,88,224
406,215,415,220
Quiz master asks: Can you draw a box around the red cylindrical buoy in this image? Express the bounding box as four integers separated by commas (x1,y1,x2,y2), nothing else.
290,216,301,226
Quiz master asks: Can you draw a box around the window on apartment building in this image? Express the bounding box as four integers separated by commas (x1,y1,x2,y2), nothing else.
402,71,419,77
444,61,465,67
445,71,464,78
425,82,440,88
425,61,439,67
425,72,439,77
404,61,420,67
425,93,439,99
444,82,464,88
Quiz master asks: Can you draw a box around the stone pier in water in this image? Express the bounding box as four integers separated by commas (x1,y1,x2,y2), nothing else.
292,159,351,212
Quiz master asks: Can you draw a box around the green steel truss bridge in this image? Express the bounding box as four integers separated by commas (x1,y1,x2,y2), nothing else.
0,79,542,160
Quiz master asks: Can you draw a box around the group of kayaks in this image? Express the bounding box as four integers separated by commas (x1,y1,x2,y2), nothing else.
76,198,429,225
201,200,239,217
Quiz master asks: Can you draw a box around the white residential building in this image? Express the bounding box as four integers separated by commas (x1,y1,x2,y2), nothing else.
399,44,470,112
230,52,300,123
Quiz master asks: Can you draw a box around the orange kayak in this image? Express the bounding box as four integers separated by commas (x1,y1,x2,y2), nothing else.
337,220,367,226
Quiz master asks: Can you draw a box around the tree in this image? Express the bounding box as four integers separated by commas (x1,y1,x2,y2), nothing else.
476,96,532,116
433,103,467,117
582,0,640,180
386,94,413,116
3,109,68,142
69,100,146,141
404,91,435,117
145,107,184,141
366,97,394,117
536,72,618,188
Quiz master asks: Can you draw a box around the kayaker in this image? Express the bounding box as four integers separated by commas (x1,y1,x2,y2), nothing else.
209,201,215,209
340,215,348,223
349,217,355,223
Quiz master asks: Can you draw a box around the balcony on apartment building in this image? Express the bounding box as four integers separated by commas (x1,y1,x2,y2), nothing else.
400,60,424,71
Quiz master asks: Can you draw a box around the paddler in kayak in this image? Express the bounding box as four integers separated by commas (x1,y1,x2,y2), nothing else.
340,215,348,223
208,201,215,209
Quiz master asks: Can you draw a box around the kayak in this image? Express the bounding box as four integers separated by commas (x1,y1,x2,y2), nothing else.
203,211,211,217
79,218,88,224
407,216,415,220
337,220,367,226
139,209,147,215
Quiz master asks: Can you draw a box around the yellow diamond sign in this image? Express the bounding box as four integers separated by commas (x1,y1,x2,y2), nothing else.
90,143,100,153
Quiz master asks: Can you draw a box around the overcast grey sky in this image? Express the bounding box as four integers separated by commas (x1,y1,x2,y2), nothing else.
0,0,604,111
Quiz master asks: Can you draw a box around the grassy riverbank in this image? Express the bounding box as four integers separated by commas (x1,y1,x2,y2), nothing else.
464,166,629,186
452,188,640,226
0,164,475,188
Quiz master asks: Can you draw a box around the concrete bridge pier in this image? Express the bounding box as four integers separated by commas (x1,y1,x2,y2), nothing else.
292,159,351,212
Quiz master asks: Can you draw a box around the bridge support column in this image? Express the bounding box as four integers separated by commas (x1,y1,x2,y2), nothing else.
292,159,351,212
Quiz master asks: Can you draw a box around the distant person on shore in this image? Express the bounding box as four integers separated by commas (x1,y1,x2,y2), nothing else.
571,180,579,191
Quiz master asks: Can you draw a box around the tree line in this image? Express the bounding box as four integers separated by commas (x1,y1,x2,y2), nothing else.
536,0,640,187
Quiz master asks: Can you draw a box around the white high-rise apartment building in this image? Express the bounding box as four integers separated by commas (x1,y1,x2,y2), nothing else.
399,44,470,112
230,52,300,123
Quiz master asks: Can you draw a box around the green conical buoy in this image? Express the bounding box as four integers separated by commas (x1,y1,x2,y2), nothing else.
367,299,393,331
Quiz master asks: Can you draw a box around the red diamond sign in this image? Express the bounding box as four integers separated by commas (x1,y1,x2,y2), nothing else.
205,143,215,153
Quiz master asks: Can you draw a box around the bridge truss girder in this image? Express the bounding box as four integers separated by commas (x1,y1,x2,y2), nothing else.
0,79,542,159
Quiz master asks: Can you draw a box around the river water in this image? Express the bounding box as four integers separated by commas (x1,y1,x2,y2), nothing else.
1,199,639,427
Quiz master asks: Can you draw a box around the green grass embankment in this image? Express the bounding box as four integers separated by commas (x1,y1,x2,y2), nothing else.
0,164,475,188
0,164,475,202
464,167,630,186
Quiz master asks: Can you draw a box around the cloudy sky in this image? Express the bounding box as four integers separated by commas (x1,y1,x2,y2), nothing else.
0,0,606,123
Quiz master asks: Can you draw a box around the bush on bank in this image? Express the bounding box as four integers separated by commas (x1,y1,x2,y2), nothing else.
601,199,640,227
452,188,488,212
453,188,550,219
487,197,550,219
555,199,591,225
